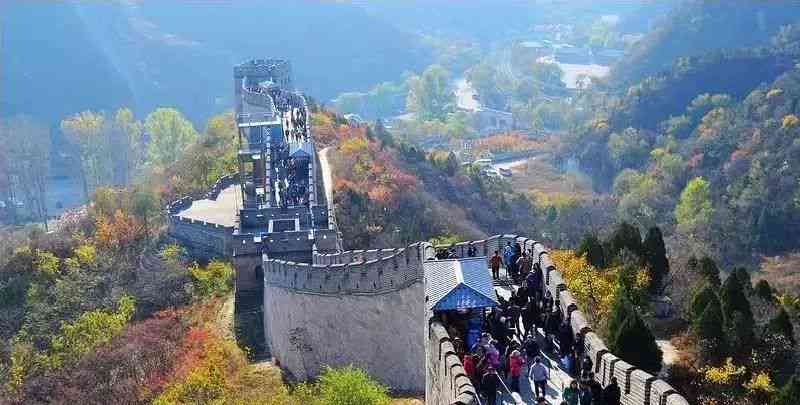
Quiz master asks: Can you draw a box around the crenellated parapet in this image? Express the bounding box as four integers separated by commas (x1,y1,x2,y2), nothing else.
532,238,691,405
266,242,430,295
426,320,479,405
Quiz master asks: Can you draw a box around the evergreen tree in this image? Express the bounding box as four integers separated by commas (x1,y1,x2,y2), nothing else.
693,293,724,343
610,312,663,374
754,279,775,302
698,256,721,287
608,222,643,259
607,289,634,341
690,286,718,322
374,119,394,147
720,273,755,349
643,226,669,293
578,234,606,268
731,267,752,294
771,375,800,405
765,308,795,345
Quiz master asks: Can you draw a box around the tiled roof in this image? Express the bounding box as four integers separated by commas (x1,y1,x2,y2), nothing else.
424,257,497,311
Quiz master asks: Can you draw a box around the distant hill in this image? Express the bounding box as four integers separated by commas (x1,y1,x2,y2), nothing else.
611,0,800,85
2,2,433,125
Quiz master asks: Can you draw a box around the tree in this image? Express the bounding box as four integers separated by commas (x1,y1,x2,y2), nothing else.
643,226,669,293
578,234,606,268
610,311,663,373
698,256,721,287
607,290,634,341
675,177,713,234
691,286,718,321
0,117,50,225
406,65,454,121
131,190,159,238
755,280,775,302
61,111,111,199
144,108,198,169
110,108,143,185
313,365,390,405
189,261,234,299
771,375,800,405
607,222,643,260
720,273,755,350
693,293,724,346
765,308,795,345
731,267,752,294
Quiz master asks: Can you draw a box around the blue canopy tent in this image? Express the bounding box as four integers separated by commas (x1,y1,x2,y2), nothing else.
424,257,498,349
425,257,498,311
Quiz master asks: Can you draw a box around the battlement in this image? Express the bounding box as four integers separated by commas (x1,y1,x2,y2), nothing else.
265,242,428,295
426,320,479,405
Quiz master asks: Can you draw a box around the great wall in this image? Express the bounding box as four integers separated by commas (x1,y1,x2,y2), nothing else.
167,59,692,404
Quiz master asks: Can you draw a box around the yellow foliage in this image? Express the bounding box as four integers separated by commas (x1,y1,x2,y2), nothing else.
745,372,776,394
551,250,651,328
73,244,97,266
550,250,617,325
34,250,60,275
703,358,747,385
782,114,799,129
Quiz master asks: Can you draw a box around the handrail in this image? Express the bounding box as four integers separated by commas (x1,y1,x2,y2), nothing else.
496,373,526,405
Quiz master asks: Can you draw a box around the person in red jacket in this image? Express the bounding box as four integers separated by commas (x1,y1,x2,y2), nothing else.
490,251,502,280
463,353,478,386
508,349,526,393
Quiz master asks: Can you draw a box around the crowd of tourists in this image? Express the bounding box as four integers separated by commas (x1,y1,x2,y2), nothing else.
444,241,622,405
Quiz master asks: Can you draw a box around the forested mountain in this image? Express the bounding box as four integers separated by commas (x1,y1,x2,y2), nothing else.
2,2,432,125
612,0,800,85
563,21,800,263
1,4,135,125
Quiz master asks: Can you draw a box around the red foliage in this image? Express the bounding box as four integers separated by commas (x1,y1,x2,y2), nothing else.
15,313,186,405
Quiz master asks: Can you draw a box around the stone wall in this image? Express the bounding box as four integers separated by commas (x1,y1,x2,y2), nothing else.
167,215,233,260
534,238,692,405
426,320,479,405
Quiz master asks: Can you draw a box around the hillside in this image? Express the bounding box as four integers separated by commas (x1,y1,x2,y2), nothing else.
2,2,432,125
611,0,800,85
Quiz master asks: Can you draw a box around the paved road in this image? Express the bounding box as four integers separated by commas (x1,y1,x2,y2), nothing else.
319,147,334,209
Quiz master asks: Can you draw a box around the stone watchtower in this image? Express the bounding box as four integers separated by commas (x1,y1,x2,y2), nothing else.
231,59,339,312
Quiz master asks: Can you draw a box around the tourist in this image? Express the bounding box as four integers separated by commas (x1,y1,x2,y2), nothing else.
523,333,540,363
603,377,621,405
468,245,477,257
586,373,603,404
522,301,538,337
503,242,514,273
516,251,533,279
481,366,501,405
558,322,574,358
463,353,478,386
579,381,593,405
543,290,554,314
508,349,525,393
507,295,523,338
490,251,502,280
563,380,580,405
530,355,550,398
536,397,550,405
579,353,593,381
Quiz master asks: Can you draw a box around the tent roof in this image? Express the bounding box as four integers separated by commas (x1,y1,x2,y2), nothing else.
289,141,313,158
424,257,497,311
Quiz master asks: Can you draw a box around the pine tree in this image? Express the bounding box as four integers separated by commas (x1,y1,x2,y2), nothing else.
608,222,643,260
643,226,669,293
693,293,724,342
578,234,606,268
731,267,752,294
754,279,775,303
765,308,795,345
607,290,634,341
690,286,718,322
698,256,721,287
720,273,755,349
610,312,663,374
771,375,800,405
